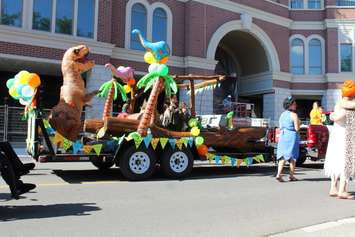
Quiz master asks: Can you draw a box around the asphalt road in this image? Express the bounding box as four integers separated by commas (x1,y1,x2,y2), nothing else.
1,159,355,237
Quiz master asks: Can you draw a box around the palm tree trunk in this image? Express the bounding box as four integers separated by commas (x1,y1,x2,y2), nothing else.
102,80,115,120
137,77,164,136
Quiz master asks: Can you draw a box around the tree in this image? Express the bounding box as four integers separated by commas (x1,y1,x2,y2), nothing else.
97,77,127,120
136,64,177,136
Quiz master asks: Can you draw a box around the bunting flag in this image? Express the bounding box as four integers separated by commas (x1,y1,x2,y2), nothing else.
188,137,194,147
176,139,183,150
248,157,254,165
151,138,160,150
168,139,176,149
182,138,188,148
244,158,249,166
254,154,264,163
92,144,103,155
237,159,243,168
63,138,73,152
83,145,93,154
143,135,153,148
160,138,168,149
72,140,82,154
134,137,143,149
231,158,236,167
53,132,65,147
207,153,214,163
215,156,221,165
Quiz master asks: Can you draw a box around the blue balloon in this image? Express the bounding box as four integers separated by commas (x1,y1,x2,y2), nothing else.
16,85,24,96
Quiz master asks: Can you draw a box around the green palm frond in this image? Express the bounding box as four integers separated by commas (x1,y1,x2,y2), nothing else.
116,82,127,102
164,75,177,94
144,76,159,92
97,81,115,98
137,71,160,89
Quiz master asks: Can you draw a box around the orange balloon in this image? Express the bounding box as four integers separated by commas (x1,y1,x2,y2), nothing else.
197,144,208,156
127,78,136,86
28,73,41,88
159,57,169,64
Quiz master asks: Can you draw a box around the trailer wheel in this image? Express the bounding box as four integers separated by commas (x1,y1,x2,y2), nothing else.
91,159,114,170
119,145,156,181
161,148,194,179
296,148,308,166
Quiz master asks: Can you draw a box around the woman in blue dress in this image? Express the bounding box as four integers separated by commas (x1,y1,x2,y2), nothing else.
276,96,300,182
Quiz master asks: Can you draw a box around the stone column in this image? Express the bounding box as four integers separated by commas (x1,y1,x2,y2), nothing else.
84,65,111,119
263,88,291,125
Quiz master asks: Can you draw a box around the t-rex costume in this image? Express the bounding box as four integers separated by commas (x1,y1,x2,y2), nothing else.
49,45,97,140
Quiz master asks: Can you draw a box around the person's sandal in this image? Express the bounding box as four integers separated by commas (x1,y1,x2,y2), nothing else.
276,176,285,182
289,176,299,182
338,193,355,200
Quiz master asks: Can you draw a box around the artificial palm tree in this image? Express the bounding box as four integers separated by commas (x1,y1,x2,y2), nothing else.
97,77,127,120
136,64,177,136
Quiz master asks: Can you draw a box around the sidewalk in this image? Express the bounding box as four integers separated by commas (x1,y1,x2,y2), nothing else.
270,217,355,237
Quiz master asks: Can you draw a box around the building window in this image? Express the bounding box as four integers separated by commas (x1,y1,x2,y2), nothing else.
1,0,23,27
337,0,355,6
291,38,305,74
152,8,167,42
290,0,304,8
130,3,147,51
55,0,74,35
77,0,95,38
33,0,52,32
308,0,321,9
309,39,322,74
340,43,353,72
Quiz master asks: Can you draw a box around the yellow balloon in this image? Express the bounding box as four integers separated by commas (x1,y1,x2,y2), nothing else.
19,73,31,85
124,85,131,94
9,86,19,98
190,127,200,137
144,52,157,65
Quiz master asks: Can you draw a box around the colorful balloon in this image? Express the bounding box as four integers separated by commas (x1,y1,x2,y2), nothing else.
148,63,160,73
15,70,29,80
188,118,198,128
159,57,169,64
6,78,14,89
19,98,30,106
124,85,131,93
127,78,136,86
9,87,19,99
197,145,208,156
19,73,30,85
190,126,200,137
158,64,169,76
16,85,25,95
144,52,157,65
28,73,41,88
195,136,204,146
21,85,34,98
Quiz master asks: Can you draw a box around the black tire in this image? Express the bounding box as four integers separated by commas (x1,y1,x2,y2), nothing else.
161,147,194,179
296,155,307,166
119,145,157,181
91,158,114,170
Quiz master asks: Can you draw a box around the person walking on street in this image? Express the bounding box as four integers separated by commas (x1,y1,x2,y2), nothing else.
276,96,300,182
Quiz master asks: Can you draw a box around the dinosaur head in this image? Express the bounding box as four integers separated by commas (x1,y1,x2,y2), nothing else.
62,45,95,73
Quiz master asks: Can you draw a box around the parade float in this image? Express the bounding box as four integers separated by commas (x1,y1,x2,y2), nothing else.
18,30,271,181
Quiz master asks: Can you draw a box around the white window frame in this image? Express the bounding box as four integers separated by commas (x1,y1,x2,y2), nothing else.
0,0,25,28
289,0,324,10
125,0,173,52
289,34,325,75
27,0,98,40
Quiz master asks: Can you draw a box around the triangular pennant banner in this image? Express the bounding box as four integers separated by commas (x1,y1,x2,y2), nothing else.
143,135,152,148
151,138,159,150
83,145,92,154
188,137,194,147
231,158,236,167
63,138,73,151
92,144,103,155
182,138,188,148
237,159,243,168
160,138,168,149
168,139,176,149
244,158,249,166
134,137,143,149
206,153,214,163
53,132,65,147
248,157,254,166
215,156,221,165
254,154,264,163
176,139,183,150
72,140,82,154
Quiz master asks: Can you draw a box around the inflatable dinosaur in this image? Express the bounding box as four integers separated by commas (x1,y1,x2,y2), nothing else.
49,45,97,140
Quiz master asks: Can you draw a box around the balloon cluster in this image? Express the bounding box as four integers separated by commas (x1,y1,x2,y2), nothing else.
188,118,208,156
6,71,41,106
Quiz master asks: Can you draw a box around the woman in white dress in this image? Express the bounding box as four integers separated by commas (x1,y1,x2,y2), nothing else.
325,84,355,199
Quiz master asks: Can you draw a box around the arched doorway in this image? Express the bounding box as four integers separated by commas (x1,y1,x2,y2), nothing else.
207,20,280,118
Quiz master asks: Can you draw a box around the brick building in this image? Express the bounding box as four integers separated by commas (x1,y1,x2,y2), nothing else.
0,0,355,122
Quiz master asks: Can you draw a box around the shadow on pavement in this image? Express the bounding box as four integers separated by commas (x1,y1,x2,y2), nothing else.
51,162,324,183
0,203,100,222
